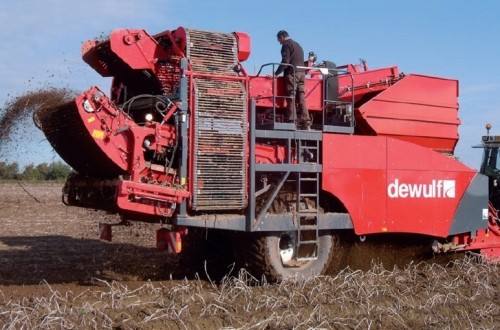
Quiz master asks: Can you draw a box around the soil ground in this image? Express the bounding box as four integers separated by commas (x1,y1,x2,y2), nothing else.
0,183,498,329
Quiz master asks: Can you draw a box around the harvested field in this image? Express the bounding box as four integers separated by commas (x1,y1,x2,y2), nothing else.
0,183,499,329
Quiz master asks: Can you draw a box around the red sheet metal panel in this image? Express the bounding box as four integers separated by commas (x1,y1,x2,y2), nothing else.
233,31,251,62
356,74,460,153
83,29,169,76
73,87,133,172
322,134,476,237
109,29,168,71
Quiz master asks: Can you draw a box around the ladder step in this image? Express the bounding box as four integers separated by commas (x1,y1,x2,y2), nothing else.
286,179,318,183
300,193,318,197
299,208,318,212
299,240,319,245
297,256,318,261
299,225,319,230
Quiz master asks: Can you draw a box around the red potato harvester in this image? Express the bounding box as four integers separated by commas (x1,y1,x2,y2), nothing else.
35,27,500,280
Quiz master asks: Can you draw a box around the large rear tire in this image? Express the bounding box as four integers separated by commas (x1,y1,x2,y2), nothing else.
236,231,335,282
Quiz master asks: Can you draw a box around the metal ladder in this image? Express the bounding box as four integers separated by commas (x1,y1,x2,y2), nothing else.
295,138,320,261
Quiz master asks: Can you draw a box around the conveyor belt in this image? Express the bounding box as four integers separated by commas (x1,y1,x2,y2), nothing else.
186,29,247,211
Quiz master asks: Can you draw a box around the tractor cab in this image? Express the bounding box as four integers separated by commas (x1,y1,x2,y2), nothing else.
475,124,500,210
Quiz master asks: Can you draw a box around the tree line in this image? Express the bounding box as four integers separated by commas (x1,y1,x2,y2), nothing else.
0,161,72,181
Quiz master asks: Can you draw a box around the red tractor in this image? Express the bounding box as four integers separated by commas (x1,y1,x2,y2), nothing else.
36,27,500,280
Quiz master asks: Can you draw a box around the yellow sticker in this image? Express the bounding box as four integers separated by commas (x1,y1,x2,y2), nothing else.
87,116,95,123
92,129,105,140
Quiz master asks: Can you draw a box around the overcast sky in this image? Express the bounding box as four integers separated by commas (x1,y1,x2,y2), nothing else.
1,0,499,169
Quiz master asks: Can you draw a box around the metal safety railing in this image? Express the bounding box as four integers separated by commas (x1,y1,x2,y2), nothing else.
254,63,296,129
254,62,355,133
297,64,356,133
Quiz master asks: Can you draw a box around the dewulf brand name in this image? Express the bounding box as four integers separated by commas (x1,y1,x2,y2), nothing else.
387,179,456,198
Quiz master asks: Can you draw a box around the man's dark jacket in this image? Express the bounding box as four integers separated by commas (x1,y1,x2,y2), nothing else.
275,38,305,76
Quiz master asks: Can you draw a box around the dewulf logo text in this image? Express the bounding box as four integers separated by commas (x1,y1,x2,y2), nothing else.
388,179,456,198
